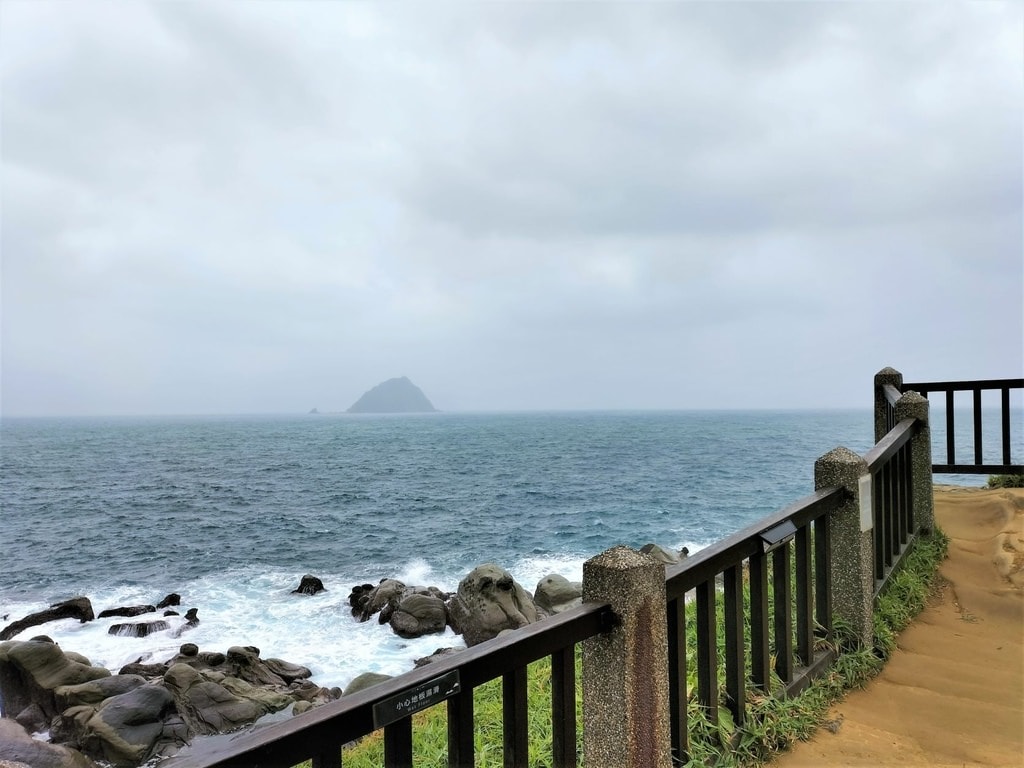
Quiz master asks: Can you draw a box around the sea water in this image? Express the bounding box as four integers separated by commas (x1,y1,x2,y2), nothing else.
0,409,1006,691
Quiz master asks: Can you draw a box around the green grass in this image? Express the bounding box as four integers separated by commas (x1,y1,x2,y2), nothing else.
987,473,1024,489
305,529,948,767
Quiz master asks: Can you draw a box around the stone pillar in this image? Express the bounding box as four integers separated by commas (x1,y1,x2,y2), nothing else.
895,390,934,534
815,447,874,647
874,367,904,443
582,546,671,768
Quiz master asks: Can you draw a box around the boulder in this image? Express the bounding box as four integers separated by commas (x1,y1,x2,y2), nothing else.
107,621,169,638
343,672,392,697
162,663,288,736
534,574,583,615
356,579,407,622
262,658,313,685
388,594,448,638
413,647,461,668
55,675,147,710
96,606,155,620
13,701,48,734
76,684,182,766
640,543,689,565
447,564,539,647
116,662,169,680
0,718,97,768
347,583,375,615
292,575,326,595
155,594,181,609
222,646,286,687
0,639,110,720
0,598,95,641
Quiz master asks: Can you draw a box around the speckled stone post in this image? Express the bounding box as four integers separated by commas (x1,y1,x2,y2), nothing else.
582,546,671,768
895,390,934,534
874,367,904,442
815,447,874,647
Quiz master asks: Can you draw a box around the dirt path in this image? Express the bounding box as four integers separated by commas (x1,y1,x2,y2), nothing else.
772,486,1024,768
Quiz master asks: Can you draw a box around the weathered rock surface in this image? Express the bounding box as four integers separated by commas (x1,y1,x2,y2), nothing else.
0,639,110,720
97,606,155,620
292,575,326,595
55,675,147,710
0,718,97,768
413,647,461,668
108,621,169,638
639,543,689,565
534,574,583,615
388,594,448,638
76,684,184,766
162,663,289,736
343,672,392,697
0,598,95,641
447,564,539,646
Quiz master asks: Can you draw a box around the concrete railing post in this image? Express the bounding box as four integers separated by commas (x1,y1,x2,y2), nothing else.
895,390,934,534
815,447,874,647
874,366,904,443
582,546,671,768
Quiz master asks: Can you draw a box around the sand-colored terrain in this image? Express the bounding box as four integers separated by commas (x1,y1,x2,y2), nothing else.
773,486,1024,768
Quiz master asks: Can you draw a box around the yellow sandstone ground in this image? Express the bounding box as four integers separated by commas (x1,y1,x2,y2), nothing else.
773,486,1024,768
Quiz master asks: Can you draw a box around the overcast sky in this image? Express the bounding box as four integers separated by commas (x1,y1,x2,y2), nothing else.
1,1,1021,416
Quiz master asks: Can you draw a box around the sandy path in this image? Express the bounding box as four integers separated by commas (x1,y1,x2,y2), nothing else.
772,486,1024,768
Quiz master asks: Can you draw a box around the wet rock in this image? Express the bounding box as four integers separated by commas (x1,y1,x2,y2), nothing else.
107,621,169,638
97,606,155,620
0,717,97,768
77,684,179,766
0,598,95,641
0,639,110,720
388,594,447,638
447,564,539,647
292,575,326,595
55,675,147,709
155,594,181,609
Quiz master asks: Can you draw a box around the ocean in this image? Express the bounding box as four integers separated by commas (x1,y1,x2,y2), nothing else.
0,409,1005,692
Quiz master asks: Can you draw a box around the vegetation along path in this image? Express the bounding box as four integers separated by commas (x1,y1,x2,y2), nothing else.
773,486,1024,768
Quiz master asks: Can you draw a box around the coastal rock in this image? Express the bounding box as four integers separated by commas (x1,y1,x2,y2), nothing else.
223,646,287,687
155,594,181,609
343,672,392,697
116,662,169,680
0,598,95,642
388,594,448,639
347,584,375,616
0,639,110,721
263,658,313,686
97,606,155,620
292,575,326,596
162,663,288,736
534,574,583,615
108,621,169,638
640,543,689,565
0,718,97,768
55,675,147,710
413,647,461,668
77,684,183,766
447,564,539,647
357,579,408,622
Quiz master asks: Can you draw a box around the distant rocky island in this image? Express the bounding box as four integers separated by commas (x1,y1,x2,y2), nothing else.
346,376,438,414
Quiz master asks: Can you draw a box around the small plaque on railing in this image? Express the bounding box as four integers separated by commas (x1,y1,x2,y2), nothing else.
372,670,461,729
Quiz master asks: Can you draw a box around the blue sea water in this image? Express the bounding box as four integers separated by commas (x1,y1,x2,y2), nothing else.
0,409,1005,690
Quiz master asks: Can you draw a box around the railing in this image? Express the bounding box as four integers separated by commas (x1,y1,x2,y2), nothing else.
168,603,612,767
663,487,845,761
900,377,1023,475
171,366,945,768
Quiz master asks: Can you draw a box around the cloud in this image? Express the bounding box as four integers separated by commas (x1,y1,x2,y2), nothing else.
1,1,1020,415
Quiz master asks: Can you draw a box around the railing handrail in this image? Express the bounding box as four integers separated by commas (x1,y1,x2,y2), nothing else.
168,601,612,767
664,487,845,600
864,418,916,472
902,377,1024,393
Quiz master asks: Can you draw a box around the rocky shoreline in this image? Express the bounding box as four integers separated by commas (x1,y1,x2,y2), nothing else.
0,546,686,767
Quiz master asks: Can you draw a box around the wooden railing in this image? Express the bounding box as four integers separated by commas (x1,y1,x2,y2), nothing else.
900,377,1023,474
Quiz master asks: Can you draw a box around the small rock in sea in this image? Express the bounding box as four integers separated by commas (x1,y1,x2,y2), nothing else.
292,574,326,595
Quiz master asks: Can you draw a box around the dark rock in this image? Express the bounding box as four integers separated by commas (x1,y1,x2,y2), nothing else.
413,647,461,668
0,598,95,641
96,606,155,619
534,574,583,615
184,609,199,623
0,639,110,720
388,594,448,638
155,594,181,609
639,543,686,564
162,610,179,617
0,717,97,768
163,663,290,736
222,646,286,687
262,658,312,685
107,621,169,638
116,662,169,680
357,579,407,622
54,675,147,710
447,564,539,647
348,583,375,615
76,684,179,766
292,574,326,595
14,701,48,734
343,672,392,697
178,644,199,657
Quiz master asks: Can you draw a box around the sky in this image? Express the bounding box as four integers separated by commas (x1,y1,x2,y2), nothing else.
1,1,1021,416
